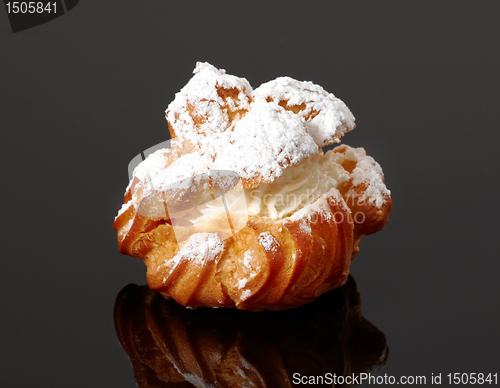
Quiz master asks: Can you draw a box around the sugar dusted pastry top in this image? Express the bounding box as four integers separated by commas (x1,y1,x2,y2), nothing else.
164,62,355,187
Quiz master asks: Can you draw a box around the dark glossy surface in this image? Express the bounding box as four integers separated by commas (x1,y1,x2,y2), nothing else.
1,1,500,387
114,277,387,387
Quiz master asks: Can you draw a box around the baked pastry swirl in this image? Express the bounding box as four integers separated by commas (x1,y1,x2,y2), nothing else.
113,62,392,311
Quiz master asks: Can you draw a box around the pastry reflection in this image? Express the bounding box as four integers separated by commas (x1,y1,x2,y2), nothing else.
114,276,388,387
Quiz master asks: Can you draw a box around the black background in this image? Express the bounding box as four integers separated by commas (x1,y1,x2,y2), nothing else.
1,1,499,387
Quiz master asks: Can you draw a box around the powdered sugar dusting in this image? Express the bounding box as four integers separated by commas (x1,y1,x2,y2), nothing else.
166,233,224,273
238,250,260,299
243,250,254,268
166,62,252,147
300,220,312,234
336,145,390,209
212,100,318,181
241,289,252,301
237,278,248,289
350,156,390,209
258,232,278,252
161,62,352,187
115,200,133,220
254,76,355,147
134,149,212,193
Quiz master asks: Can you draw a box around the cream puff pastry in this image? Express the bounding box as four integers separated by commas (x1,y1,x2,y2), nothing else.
114,62,392,311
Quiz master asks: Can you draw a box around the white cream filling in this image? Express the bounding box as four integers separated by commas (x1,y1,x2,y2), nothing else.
244,150,350,219
178,150,351,227
124,145,389,242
